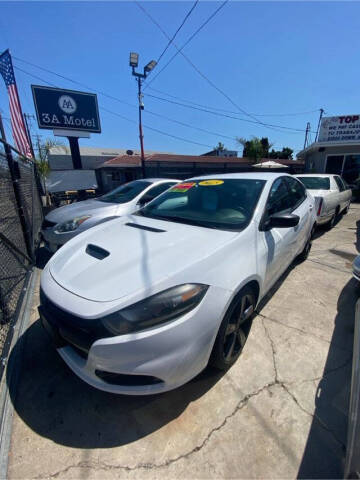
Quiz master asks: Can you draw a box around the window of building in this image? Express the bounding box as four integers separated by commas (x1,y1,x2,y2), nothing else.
326,155,344,175
343,154,360,185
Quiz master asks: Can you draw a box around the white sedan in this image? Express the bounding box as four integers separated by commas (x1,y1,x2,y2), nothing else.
39,173,316,395
42,178,179,252
296,174,352,229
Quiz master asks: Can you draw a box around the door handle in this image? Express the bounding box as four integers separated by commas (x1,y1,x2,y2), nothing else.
309,205,314,211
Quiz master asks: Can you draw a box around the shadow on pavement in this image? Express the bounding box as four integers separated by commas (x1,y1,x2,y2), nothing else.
297,278,358,479
7,318,225,449
35,246,53,270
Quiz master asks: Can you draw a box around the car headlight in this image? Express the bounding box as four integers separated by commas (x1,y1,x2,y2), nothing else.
54,216,91,233
102,284,208,336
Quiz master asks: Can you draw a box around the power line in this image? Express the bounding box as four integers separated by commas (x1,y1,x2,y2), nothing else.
13,56,134,108
139,1,229,90
12,64,215,149
156,0,199,64
135,2,324,137
15,61,309,141
14,65,57,87
145,109,237,141
14,62,236,142
135,0,290,133
13,58,313,153
101,106,214,148
14,55,313,136
146,93,313,134
147,86,321,118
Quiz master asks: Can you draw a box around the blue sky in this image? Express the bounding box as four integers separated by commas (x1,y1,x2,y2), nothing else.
0,1,359,157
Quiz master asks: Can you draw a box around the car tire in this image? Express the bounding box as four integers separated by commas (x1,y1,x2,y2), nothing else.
209,286,255,371
343,204,350,215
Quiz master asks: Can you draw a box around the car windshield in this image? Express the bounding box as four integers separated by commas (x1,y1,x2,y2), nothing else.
98,180,152,204
137,179,266,231
296,177,330,190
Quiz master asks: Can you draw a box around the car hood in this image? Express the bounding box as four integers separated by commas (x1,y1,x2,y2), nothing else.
49,215,236,302
45,199,132,223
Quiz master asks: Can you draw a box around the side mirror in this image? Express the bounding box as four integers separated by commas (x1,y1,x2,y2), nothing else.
263,212,300,230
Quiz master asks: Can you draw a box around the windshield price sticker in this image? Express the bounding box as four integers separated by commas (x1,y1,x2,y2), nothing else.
199,180,224,186
171,182,196,192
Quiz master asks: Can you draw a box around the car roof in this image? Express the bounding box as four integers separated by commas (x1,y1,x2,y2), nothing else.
144,178,181,183
187,172,291,181
296,174,337,178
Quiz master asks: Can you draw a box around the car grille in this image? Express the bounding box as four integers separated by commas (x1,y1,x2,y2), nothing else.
42,219,57,229
40,290,111,357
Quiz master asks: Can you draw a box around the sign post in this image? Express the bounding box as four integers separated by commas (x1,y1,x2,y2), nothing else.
31,85,101,173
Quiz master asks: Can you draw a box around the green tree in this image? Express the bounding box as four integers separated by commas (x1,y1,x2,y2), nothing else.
237,136,273,163
214,141,225,152
269,147,294,160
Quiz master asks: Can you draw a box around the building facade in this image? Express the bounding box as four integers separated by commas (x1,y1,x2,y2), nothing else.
297,142,360,186
297,114,360,187
95,153,304,193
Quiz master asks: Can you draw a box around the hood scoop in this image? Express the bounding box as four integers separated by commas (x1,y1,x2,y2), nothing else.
125,222,166,233
85,244,110,260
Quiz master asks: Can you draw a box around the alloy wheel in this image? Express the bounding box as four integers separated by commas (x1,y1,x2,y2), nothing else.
223,294,254,362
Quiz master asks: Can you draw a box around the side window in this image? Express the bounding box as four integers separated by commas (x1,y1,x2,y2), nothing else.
266,178,292,215
284,177,306,210
340,177,348,190
334,176,345,192
142,182,175,202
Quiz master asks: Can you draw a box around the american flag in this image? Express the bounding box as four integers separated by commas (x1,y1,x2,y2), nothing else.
0,50,32,158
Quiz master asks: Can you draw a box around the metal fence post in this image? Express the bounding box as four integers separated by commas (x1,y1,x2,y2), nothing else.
4,143,35,262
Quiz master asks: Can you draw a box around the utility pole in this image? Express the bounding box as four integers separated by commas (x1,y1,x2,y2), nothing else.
23,113,36,158
315,108,324,142
304,122,311,150
137,76,145,178
34,134,43,160
129,52,157,179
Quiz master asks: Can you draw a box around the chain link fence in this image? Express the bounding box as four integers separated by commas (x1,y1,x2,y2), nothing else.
0,139,43,378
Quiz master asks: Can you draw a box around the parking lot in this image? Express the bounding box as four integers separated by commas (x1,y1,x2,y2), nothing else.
5,204,359,479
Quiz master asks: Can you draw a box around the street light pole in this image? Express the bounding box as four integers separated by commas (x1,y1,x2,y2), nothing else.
137,76,146,178
129,52,157,179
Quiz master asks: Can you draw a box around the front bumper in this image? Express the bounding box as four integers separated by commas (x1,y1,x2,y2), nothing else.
39,283,232,395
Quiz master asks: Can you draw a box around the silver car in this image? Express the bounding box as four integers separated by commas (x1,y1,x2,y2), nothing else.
42,178,179,252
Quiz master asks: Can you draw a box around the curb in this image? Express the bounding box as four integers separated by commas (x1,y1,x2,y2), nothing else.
0,268,39,479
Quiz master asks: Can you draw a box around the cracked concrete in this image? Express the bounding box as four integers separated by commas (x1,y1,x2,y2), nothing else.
5,204,360,479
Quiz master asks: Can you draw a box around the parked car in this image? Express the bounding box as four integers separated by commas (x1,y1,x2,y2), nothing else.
296,174,352,229
353,255,360,282
39,172,316,395
41,178,180,252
